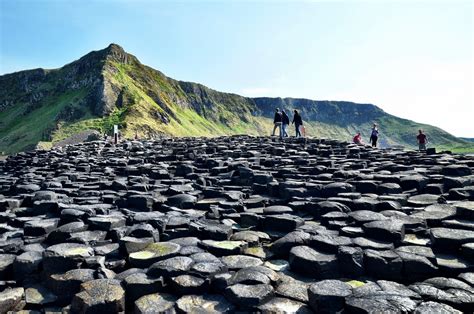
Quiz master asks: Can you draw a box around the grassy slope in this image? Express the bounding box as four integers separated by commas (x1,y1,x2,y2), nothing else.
50,61,273,144
0,89,87,154
378,115,474,152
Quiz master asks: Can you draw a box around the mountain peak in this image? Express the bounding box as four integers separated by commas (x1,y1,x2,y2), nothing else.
100,43,133,64
105,43,125,54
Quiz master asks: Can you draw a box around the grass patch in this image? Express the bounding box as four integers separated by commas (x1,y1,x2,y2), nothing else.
0,89,87,154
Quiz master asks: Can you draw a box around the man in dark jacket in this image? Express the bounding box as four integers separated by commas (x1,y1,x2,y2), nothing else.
281,110,290,137
417,129,427,151
272,108,282,137
292,109,303,137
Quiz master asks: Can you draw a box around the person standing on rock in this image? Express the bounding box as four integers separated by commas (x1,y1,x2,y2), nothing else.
272,108,283,137
292,109,303,137
417,129,427,151
369,123,379,147
281,109,290,138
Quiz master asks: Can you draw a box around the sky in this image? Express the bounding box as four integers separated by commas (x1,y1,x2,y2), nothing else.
1,0,473,137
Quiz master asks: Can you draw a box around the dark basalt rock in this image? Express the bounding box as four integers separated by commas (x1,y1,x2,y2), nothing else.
308,279,352,313
400,175,429,192
42,243,94,274
225,283,274,309
25,285,57,306
134,292,177,314
1,136,473,312
411,204,457,227
259,297,313,313
229,266,277,286
13,251,42,281
442,165,472,177
315,201,351,216
128,242,181,268
176,294,235,313
321,182,355,197
378,182,402,194
309,234,353,253
364,249,403,281
345,295,415,313
397,250,438,279
261,214,304,233
352,237,394,250
0,254,16,280
414,301,462,314
221,254,263,270
455,201,474,219
430,227,474,250
147,256,194,278
410,277,474,312
190,219,233,241
88,215,126,231
70,279,125,313
275,280,309,303
191,259,227,275
199,240,247,256
166,193,197,209
0,287,25,313
338,246,365,277
46,269,96,303
270,230,311,257
349,210,388,224
289,245,339,278
407,194,442,207
363,219,405,243
169,274,209,295
123,272,165,305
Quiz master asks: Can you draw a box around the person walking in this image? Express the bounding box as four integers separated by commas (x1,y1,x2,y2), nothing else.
272,108,282,137
417,129,427,151
369,123,379,147
292,109,303,138
281,109,290,138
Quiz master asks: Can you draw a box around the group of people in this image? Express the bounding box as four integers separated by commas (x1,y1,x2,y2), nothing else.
353,124,428,151
352,123,380,147
272,111,428,151
272,108,305,138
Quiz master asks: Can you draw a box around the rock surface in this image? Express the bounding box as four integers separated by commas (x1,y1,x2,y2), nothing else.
0,136,473,312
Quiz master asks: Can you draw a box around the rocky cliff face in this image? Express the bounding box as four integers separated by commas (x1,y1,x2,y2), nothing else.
253,98,386,126
0,44,133,117
0,43,471,154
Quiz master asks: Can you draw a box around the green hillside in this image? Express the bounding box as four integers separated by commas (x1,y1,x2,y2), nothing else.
0,43,472,154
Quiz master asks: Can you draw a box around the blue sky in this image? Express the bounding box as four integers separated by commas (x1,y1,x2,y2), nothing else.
1,0,473,136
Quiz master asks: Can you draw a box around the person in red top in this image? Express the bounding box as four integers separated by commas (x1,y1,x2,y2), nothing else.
417,129,427,151
353,132,363,145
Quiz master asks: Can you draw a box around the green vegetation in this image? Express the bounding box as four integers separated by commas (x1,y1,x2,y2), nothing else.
1,43,472,155
0,89,87,154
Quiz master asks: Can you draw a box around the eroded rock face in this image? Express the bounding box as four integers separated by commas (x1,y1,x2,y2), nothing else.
0,136,473,312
